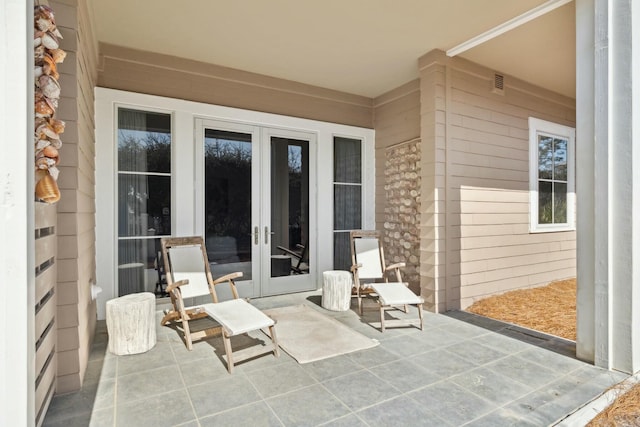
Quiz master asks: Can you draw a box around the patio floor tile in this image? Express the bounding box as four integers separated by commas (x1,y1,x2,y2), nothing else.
369,358,442,392
42,290,632,427
116,341,176,376
485,355,559,388
463,408,541,427
115,389,195,427
408,380,497,426
187,375,262,418
408,348,480,377
265,384,350,427
322,370,402,411
450,366,533,406
301,354,363,382
356,395,451,427
444,340,509,365
115,365,182,404
246,363,318,398
198,401,282,427
319,413,368,427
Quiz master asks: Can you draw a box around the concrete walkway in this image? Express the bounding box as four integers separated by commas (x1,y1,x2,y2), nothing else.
43,290,627,426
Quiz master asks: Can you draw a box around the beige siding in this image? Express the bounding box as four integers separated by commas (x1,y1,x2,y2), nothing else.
373,80,420,230
51,0,98,394
419,50,576,311
98,44,373,129
418,54,449,312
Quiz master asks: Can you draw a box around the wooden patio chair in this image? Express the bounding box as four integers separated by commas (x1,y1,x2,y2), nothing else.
160,236,279,372
350,230,424,331
277,240,309,274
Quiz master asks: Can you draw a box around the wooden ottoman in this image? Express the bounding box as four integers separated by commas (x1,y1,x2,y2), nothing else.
106,292,156,355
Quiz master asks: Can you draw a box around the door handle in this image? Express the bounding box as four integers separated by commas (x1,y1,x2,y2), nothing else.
252,226,259,245
264,226,276,244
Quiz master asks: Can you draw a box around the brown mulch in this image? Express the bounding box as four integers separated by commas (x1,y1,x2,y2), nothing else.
587,382,640,426
466,278,640,426
466,278,576,341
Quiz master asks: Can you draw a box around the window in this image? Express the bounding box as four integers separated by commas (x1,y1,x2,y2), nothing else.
117,108,172,296
333,136,362,270
529,117,575,232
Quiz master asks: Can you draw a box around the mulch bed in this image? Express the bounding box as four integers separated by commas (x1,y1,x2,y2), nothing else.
466,278,640,426
587,382,640,426
466,278,576,341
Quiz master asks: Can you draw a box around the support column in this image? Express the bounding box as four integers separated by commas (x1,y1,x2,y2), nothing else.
1,1,33,425
418,50,448,313
576,0,640,373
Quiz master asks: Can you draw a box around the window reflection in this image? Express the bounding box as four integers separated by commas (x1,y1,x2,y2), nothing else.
537,134,568,225
271,137,309,277
333,137,362,270
204,129,253,279
117,108,171,297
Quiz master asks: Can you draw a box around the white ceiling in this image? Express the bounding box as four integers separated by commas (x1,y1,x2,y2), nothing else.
90,0,575,99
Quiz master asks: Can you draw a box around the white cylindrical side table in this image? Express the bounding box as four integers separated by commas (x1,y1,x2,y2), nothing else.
106,292,156,355
322,270,352,311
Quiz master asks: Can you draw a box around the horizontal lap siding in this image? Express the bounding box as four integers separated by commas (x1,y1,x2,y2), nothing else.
98,44,373,129
373,80,421,230
446,62,576,309
49,0,98,396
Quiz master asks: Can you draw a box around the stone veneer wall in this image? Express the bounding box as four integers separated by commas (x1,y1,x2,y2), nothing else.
383,139,421,293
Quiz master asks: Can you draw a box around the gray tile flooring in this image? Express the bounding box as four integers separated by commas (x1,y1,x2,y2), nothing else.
43,291,628,427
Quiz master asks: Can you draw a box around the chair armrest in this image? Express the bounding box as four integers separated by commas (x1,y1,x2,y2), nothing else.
277,245,302,259
213,271,243,285
166,279,189,293
386,262,406,270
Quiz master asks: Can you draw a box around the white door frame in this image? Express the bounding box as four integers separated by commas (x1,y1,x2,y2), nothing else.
95,88,375,318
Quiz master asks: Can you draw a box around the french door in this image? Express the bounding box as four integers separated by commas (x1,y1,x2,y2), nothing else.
195,119,316,298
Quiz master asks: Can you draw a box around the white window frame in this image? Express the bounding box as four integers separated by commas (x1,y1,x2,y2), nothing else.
529,117,576,233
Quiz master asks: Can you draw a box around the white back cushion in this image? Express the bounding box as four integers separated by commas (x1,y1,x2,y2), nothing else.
354,238,383,279
168,245,211,299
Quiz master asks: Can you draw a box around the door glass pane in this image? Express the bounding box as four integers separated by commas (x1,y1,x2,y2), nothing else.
204,129,253,280
271,137,309,277
117,108,171,297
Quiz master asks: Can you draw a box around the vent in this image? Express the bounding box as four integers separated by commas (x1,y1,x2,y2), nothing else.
493,73,505,95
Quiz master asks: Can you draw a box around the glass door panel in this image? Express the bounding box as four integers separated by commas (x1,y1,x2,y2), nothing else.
197,120,316,298
204,129,253,280
270,137,309,278
263,129,315,296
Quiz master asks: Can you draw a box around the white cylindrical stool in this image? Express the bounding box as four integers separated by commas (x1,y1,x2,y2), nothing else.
106,292,156,355
322,270,352,311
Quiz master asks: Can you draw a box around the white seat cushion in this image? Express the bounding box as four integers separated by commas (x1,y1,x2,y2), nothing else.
202,299,275,336
371,283,424,306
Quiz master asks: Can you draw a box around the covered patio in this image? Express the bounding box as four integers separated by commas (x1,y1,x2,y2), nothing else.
2,0,640,425
43,290,626,427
